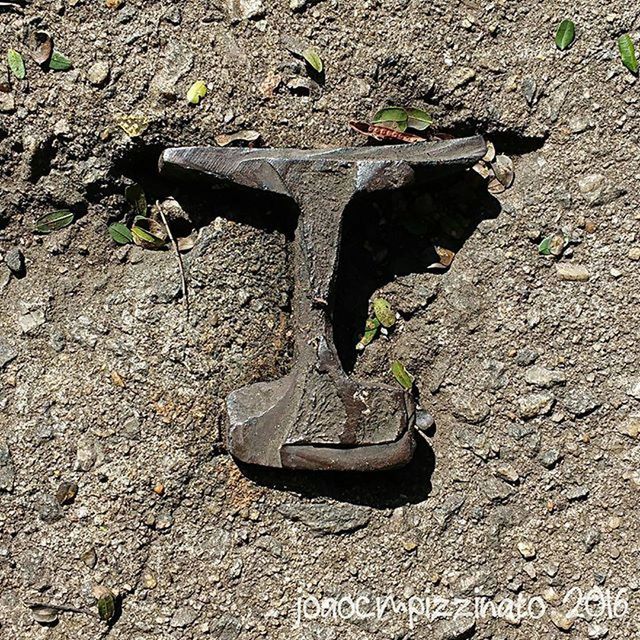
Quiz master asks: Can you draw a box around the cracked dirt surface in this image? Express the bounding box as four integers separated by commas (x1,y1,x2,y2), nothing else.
1,1,640,638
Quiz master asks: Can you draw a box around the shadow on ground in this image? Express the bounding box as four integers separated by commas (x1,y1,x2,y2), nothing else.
115,142,505,508
236,436,436,509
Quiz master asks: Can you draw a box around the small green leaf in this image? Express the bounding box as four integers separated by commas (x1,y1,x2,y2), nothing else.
49,51,72,71
538,232,566,257
131,217,167,249
373,297,396,328
372,107,408,126
7,49,25,80
391,360,414,391
618,34,639,74
125,183,147,216
187,80,207,104
302,48,323,73
356,317,380,351
94,587,116,621
108,223,133,245
34,210,74,234
405,107,433,131
555,19,575,51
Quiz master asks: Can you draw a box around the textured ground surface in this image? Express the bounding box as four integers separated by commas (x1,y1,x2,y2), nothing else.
1,1,640,638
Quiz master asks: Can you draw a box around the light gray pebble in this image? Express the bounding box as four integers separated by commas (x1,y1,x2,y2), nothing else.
518,393,554,419
563,389,600,416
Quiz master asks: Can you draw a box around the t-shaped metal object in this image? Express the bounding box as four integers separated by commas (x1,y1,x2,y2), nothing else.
160,136,486,471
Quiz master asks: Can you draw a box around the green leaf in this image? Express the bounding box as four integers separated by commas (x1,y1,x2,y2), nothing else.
555,19,575,51
131,217,167,249
7,49,25,80
391,360,414,391
125,183,147,216
94,587,116,621
405,107,433,131
187,80,207,104
302,48,323,73
34,210,74,234
49,51,72,71
356,317,380,351
373,297,396,328
372,107,408,126
538,232,566,257
108,223,133,245
618,34,639,74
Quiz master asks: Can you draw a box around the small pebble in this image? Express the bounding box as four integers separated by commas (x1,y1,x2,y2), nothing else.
556,263,590,282
517,540,536,559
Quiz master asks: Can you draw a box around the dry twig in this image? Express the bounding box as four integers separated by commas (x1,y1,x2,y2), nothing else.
156,201,190,319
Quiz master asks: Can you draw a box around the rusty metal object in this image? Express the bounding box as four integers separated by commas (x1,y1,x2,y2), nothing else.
160,136,486,471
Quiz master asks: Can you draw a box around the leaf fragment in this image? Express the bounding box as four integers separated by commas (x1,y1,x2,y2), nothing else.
349,121,426,143
7,49,25,80
108,222,133,245
488,154,515,193
34,210,74,234
618,34,639,74
372,107,408,126
114,112,150,138
555,19,575,51
125,183,147,216
49,51,72,71
356,317,380,351
391,360,414,391
373,297,396,328
131,217,167,249
176,235,195,252
434,246,456,267
55,480,78,505
405,107,433,131
215,129,261,147
29,604,58,625
302,48,323,73
187,80,207,104
31,31,53,65
93,586,116,622
538,232,567,256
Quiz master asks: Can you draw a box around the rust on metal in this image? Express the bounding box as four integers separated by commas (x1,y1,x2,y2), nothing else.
160,136,486,471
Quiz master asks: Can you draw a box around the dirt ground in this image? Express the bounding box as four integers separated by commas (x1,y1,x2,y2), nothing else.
1,0,640,638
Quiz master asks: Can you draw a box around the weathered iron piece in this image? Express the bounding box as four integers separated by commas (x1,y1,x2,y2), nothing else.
160,136,487,471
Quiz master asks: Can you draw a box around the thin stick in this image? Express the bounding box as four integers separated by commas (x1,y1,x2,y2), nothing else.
156,201,189,319
25,601,99,619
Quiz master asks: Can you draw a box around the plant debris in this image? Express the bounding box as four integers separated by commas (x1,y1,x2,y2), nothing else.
391,360,414,390
125,183,147,216
539,231,568,256
302,48,323,73
114,112,150,138
215,130,261,147
555,19,575,50
373,297,396,328
55,480,78,505
356,317,380,351
30,31,53,65
157,201,190,318
187,80,207,104
29,604,59,625
131,217,167,249
34,210,74,234
49,51,72,71
7,49,25,79
108,222,132,245
349,121,426,143
93,586,116,622
618,34,638,74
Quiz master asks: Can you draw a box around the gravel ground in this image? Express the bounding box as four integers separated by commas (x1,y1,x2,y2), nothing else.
1,1,640,638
